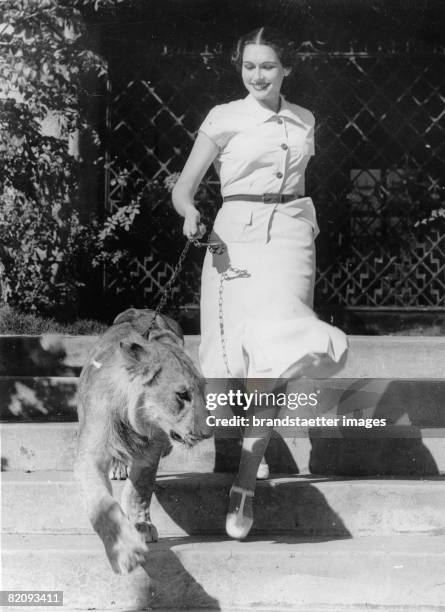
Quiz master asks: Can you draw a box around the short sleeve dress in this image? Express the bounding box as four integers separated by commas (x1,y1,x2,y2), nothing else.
198,94,348,380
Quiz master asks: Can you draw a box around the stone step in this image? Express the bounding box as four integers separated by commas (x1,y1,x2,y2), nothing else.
0,421,310,473
0,422,223,474
0,334,444,378
2,472,445,537
2,422,445,476
2,533,445,609
2,376,445,426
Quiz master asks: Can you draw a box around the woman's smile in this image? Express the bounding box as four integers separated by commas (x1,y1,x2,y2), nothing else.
251,82,270,90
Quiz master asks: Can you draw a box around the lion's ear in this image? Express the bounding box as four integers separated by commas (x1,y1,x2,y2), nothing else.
119,341,150,364
149,329,184,348
113,308,139,325
119,341,161,381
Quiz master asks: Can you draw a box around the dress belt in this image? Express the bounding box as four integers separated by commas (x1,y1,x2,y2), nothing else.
222,193,302,204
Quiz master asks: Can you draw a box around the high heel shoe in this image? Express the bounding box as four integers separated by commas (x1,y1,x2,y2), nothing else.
225,484,254,540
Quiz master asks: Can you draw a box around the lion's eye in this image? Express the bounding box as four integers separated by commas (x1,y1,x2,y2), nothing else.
176,389,191,403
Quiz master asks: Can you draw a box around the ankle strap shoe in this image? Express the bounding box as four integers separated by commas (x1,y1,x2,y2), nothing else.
225,484,254,540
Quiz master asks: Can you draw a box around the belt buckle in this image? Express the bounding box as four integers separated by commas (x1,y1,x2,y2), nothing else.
262,193,280,204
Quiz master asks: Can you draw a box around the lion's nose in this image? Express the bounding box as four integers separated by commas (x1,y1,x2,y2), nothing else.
193,415,214,440
200,426,214,440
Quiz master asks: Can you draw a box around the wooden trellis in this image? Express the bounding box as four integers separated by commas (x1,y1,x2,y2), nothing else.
103,42,445,311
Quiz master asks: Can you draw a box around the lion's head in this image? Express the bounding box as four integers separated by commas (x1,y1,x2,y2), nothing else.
105,328,211,463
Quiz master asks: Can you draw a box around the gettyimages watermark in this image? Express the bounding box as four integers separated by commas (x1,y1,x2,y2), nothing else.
196,378,436,438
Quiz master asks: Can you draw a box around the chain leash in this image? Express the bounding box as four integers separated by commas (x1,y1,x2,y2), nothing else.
146,237,224,336
146,236,249,379
218,266,250,377
218,272,231,376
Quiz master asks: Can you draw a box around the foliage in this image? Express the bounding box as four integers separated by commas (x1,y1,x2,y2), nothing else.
0,0,125,317
0,0,208,318
91,168,217,310
0,305,106,335
0,0,217,318
0,187,86,315
0,93,89,315
0,0,126,127
97,169,216,260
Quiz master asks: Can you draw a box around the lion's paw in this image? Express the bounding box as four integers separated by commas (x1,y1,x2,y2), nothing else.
136,521,159,543
106,519,149,574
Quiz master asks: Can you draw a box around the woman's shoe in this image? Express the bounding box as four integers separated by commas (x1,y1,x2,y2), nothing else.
225,484,254,540
256,460,270,480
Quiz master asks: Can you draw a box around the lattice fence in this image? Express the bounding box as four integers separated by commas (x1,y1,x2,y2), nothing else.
102,43,445,313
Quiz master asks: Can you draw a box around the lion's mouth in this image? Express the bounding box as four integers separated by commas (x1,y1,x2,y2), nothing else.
170,430,185,444
169,430,198,448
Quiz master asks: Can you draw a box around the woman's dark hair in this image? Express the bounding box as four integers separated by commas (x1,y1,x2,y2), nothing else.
231,27,295,72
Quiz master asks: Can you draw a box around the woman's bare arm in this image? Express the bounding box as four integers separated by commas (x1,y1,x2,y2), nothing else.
172,132,218,239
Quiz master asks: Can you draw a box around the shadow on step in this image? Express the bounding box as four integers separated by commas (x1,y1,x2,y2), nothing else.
0,376,78,422
138,542,222,609
0,336,80,376
146,475,351,609
136,531,348,609
309,432,440,476
213,431,300,474
155,473,351,539
309,379,441,476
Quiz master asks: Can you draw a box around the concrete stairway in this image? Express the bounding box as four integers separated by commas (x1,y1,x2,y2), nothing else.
1,335,445,610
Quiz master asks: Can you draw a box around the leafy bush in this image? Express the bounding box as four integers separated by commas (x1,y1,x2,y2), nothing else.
90,169,218,311
0,189,88,316
0,1,118,318
0,97,93,316
0,305,106,335
0,1,218,319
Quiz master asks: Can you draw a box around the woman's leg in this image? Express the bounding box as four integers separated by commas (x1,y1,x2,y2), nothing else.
226,379,283,538
234,379,283,488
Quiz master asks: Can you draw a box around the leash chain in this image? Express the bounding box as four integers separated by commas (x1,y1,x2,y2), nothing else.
218,272,231,376
218,266,250,377
146,237,224,336
146,235,249,380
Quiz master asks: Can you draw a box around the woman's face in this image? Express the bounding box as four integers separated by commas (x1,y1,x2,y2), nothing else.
241,43,290,111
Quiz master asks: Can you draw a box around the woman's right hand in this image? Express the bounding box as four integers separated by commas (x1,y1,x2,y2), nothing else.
183,206,206,240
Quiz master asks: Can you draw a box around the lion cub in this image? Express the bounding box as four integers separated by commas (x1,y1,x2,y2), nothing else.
75,309,211,574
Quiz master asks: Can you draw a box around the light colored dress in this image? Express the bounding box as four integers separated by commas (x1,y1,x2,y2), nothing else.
198,94,348,380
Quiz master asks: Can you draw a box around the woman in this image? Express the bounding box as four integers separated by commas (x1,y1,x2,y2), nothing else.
172,27,348,540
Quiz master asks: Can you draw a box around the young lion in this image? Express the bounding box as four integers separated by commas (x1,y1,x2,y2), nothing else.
74,309,211,574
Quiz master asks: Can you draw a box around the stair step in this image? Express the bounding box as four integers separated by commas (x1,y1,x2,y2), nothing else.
0,335,444,378
0,423,224,474
2,472,445,537
2,422,445,476
2,533,445,609
0,422,311,474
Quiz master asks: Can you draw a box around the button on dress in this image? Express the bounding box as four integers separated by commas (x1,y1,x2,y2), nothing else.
198,94,348,380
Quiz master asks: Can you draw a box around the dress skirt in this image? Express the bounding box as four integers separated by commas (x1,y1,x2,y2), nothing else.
199,198,348,381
